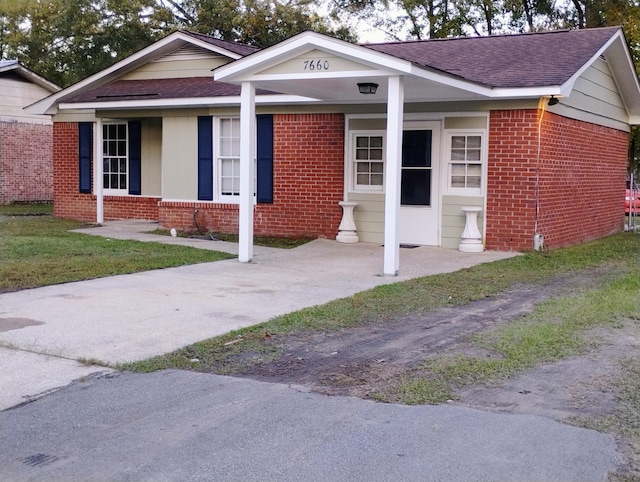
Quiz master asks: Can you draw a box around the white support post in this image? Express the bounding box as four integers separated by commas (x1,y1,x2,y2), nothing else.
238,82,256,263
383,76,404,276
94,118,104,224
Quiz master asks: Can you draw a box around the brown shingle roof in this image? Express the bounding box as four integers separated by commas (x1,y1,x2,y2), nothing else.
364,27,620,88
61,77,276,103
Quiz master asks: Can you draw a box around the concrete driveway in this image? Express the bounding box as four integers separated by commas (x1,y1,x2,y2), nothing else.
0,221,516,409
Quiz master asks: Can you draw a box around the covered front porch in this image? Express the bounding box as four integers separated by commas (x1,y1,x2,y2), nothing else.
213,32,496,275
73,219,516,281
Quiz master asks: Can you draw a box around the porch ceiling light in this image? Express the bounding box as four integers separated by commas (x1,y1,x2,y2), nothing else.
357,82,378,95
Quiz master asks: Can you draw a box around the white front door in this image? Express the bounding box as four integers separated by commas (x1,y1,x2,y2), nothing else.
398,122,440,245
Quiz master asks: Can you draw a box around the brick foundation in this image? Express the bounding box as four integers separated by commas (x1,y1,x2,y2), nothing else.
486,110,628,251
0,121,53,203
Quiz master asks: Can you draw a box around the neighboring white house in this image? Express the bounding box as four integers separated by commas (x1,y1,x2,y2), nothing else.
0,60,60,203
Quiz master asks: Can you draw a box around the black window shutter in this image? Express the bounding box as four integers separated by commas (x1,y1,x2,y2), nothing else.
197,116,213,201
78,122,92,193
128,121,142,195
256,114,273,203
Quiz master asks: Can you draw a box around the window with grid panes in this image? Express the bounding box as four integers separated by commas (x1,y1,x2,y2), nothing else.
103,123,127,191
449,134,482,191
354,134,384,191
218,118,241,198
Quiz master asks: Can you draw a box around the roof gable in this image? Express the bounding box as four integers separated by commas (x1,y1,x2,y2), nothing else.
214,28,639,121
26,30,257,115
0,60,60,93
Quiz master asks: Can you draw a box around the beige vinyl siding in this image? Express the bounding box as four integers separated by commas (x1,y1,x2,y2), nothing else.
161,117,198,200
121,57,232,81
53,110,97,122
258,49,376,75
444,116,487,129
348,192,385,243
141,118,162,196
551,57,629,131
0,76,53,124
441,195,484,249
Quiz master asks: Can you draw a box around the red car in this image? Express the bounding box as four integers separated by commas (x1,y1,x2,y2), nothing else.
626,186,640,214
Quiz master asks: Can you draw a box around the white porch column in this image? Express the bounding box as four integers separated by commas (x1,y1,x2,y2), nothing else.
383,75,404,276
94,118,104,224
238,82,256,263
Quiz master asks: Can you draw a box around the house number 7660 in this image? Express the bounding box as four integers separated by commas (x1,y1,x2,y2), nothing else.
303,59,330,71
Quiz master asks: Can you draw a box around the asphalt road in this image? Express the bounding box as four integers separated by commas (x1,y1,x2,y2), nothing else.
0,370,618,482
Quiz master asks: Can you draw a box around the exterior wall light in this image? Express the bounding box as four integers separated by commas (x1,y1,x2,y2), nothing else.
357,82,378,94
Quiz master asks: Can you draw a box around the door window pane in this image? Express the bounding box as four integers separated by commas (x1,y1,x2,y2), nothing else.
401,169,431,206
402,130,432,167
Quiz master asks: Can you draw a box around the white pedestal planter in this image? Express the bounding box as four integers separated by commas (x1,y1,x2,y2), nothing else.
459,206,484,252
336,201,359,243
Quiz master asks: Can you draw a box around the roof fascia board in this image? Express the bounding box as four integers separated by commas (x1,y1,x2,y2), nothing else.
215,31,413,81
490,86,563,98
0,62,60,92
561,29,640,114
249,69,391,82
179,35,245,61
58,94,321,110
25,31,246,115
406,65,496,97
561,31,622,92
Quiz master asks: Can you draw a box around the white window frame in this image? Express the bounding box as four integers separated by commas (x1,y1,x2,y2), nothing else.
102,121,128,195
350,130,386,193
445,130,486,196
215,117,241,201
213,116,258,203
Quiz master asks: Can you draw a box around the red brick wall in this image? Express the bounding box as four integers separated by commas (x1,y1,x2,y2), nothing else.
159,201,239,233
536,112,627,248
53,122,94,221
0,121,53,203
56,115,345,238
158,113,345,239
53,122,159,222
258,113,344,238
486,110,628,251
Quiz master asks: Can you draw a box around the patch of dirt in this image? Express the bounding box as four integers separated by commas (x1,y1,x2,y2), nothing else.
226,265,640,476
235,267,638,408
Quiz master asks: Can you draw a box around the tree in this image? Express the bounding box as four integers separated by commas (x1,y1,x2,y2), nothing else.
181,0,356,47
0,0,175,86
0,0,355,86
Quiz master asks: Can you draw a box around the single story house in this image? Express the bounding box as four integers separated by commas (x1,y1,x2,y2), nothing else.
27,27,640,275
0,60,60,204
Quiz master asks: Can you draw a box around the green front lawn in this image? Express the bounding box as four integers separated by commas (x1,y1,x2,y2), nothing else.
0,210,235,293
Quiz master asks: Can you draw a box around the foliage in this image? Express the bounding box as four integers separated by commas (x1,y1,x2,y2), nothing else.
179,0,356,47
329,0,640,54
0,0,355,86
0,0,175,87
